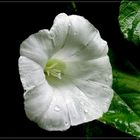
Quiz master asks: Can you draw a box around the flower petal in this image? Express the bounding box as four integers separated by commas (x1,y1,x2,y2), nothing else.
18,56,45,90
58,80,113,126
41,88,71,131
73,79,114,114
52,14,108,61
24,78,113,131
24,81,53,128
20,29,54,68
49,13,70,52
64,56,112,87
24,82,70,131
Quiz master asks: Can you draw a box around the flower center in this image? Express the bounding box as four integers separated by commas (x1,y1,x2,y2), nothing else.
44,59,65,80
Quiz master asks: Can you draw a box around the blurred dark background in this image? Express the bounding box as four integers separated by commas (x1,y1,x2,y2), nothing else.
0,1,138,139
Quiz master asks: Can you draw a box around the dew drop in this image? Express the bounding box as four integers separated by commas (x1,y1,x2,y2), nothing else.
105,99,110,103
84,117,87,121
84,109,88,113
102,85,108,90
124,122,129,127
109,110,115,114
65,121,69,126
119,120,123,123
114,119,118,122
54,105,61,112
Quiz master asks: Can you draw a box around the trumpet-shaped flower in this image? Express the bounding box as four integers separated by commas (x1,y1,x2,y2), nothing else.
18,13,114,131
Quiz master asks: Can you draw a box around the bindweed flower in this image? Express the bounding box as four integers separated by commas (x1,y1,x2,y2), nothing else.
18,13,114,131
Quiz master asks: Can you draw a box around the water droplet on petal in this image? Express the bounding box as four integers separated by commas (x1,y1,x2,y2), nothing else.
65,121,69,126
84,117,87,121
54,105,60,112
102,85,108,90
105,99,110,103
84,109,88,113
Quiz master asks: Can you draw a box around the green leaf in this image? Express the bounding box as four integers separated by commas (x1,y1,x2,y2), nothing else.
113,69,140,93
100,69,140,137
100,93,140,137
121,93,140,117
119,0,140,45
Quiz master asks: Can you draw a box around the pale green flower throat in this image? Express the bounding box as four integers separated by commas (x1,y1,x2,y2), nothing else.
44,59,66,80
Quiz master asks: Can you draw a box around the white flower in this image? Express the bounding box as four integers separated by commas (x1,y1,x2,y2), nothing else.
18,13,114,131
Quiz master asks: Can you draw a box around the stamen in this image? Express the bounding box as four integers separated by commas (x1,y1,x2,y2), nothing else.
47,63,58,69
50,69,62,79
44,59,65,80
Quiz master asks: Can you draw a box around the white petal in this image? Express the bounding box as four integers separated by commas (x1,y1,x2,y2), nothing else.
24,81,53,127
24,82,70,131
73,79,114,113
64,56,112,87
24,78,113,131
20,29,54,68
49,13,70,52
41,88,70,131
18,56,45,90
52,14,108,61
58,80,113,126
